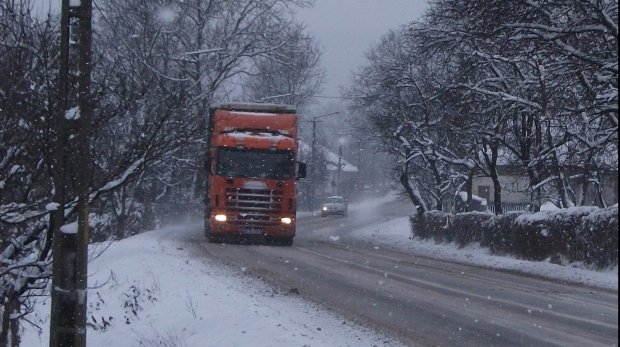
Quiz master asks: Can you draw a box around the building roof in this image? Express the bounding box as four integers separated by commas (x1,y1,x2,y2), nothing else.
299,141,358,173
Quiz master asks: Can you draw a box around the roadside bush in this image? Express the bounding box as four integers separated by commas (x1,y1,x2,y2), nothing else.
408,205,617,270
548,207,599,261
410,210,452,242
513,212,553,261
427,210,453,243
409,214,426,239
481,211,525,255
575,205,618,268
452,212,493,248
515,207,598,261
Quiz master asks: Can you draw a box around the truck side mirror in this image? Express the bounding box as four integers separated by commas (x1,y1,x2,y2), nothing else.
297,162,307,179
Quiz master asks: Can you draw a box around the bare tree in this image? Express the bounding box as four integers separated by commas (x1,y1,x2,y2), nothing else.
347,0,617,214
1,1,319,344
242,22,325,107
1,2,59,345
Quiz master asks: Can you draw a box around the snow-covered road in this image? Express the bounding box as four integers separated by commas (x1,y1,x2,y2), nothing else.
199,195,618,346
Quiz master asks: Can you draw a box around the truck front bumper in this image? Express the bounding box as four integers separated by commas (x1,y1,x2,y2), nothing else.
209,218,295,238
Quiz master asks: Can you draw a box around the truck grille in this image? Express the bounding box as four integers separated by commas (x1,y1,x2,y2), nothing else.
225,188,283,229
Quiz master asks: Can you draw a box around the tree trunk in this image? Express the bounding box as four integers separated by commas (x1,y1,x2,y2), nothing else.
1,293,21,347
491,174,503,214
429,159,443,211
546,122,573,207
580,169,589,206
488,142,503,214
399,166,427,217
465,169,474,212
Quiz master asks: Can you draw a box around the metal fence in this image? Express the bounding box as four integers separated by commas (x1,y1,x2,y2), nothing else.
487,202,532,214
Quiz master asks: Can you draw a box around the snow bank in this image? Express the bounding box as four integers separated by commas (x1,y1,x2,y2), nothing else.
21,224,403,347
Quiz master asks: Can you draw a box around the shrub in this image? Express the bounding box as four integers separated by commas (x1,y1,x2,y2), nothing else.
425,210,453,243
410,205,617,270
546,207,599,261
481,211,525,255
515,207,598,261
452,212,493,248
410,210,452,242
575,205,618,268
409,214,426,239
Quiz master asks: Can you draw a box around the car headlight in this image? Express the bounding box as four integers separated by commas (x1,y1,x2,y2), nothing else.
214,214,227,222
280,217,292,224
322,206,327,211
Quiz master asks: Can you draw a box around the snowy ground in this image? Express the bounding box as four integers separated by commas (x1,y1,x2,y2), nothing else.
347,195,618,291
361,217,617,290
22,224,402,347
22,193,617,346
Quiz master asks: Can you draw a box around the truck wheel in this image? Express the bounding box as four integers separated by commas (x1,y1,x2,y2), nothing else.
281,237,293,246
205,229,219,243
273,237,293,246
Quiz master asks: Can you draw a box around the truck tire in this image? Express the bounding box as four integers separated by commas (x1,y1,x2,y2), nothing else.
205,227,220,243
277,237,294,246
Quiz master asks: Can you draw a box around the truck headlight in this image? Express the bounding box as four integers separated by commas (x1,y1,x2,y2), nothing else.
280,217,292,224
214,214,227,222
322,206,327,211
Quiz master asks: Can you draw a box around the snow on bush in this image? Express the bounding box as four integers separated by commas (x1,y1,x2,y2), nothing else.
514,206,599,261
410,210,452,243
575,205,618,268
452,212,493,248
481,211,526,255
409,206,617,269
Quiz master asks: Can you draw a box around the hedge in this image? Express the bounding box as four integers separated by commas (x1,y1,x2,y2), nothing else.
452,212,493,248
514,207,598,261
410,210,452,242
481,211,525,255
409,205,618,269
575,205,618,268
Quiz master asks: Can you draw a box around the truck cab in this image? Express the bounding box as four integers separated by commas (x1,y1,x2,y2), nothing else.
204,103,305,245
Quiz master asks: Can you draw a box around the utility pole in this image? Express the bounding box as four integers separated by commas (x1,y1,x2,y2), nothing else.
50,1,92,346
305,111,341,210
337,144,342,196
337,133,347,197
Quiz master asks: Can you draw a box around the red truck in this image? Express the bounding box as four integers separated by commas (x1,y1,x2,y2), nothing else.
204,103,306,246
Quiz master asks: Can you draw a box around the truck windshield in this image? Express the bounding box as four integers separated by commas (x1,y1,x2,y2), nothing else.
216,148,295,180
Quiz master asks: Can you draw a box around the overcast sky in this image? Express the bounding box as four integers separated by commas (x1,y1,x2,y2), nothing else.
33,0,428,100
295,0,428,98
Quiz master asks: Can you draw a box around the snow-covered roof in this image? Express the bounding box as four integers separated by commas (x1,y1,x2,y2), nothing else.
299,141,358,173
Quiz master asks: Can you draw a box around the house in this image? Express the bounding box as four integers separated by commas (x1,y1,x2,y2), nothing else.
472,165,618,212
298,141,358,197
322,145,358,196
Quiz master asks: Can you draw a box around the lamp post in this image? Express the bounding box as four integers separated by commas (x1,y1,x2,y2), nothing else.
306,111,341,210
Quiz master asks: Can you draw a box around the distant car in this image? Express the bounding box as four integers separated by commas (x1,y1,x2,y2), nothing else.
320,196,347,217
